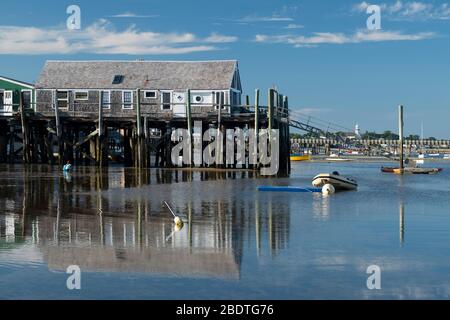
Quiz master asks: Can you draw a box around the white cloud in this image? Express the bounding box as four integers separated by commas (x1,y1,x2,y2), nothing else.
0,20,238,55
353,1,450,20
285,23,304,29
254,29,435,47
204,32,238,43
108,12,159,18
238,15,294,22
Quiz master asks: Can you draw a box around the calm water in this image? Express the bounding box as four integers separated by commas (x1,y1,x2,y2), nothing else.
0,162,449,300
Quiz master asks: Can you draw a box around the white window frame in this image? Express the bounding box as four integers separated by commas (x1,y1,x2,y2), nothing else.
144,90,157,99
21,89,33,109
56,90,69,109
213,91,228,111
122,90,134,109
101,90,111,109
160,90,172,111
74,90,89,101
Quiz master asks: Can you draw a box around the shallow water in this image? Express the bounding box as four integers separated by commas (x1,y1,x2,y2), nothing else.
0,162,449,300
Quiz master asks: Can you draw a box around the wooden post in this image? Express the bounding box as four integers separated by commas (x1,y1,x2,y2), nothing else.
8,122,14,163
268,89,274,133
19,92,31,164
186,89,193,167
284,96,291,174
54,90,63,165
165,122,172,167
144,116,148,167
136,89,142,168
254,89,260,169
399,105,404,170
0,121,7,163
216,92,223,168
98,90,104,167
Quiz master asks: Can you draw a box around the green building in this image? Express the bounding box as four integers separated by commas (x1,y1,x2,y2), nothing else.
0,76,35,117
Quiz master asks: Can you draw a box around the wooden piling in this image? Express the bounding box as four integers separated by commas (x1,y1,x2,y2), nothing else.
186,89,193,167
0,121,7,162
399,105,404,170
284,96,291,174
19,92,31,163
98,90,105,167
216,92,223,168
136,88,143,168
54,90,63,165
254,89,260,169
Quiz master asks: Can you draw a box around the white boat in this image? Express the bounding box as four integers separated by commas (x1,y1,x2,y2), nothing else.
325,157,352,162
312,172,358,191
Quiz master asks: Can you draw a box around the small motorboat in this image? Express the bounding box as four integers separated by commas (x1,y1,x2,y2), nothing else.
381,167,443,175
312,171,358,191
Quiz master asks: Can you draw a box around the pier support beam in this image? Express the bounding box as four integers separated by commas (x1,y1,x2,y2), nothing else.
399,105,404,171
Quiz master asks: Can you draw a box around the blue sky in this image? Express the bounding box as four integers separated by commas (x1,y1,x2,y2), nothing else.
1,0,450,137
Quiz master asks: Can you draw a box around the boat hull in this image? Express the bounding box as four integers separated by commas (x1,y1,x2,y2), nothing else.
290,154,311,161
312,174,358,191
381,167,443,174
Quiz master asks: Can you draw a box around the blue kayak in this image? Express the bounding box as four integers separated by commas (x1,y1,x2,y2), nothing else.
257,186,322,193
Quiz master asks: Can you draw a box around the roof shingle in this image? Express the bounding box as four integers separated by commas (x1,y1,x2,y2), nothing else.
35,60,238,90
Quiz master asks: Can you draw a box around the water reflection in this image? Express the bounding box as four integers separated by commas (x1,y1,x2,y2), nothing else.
0,165,290,280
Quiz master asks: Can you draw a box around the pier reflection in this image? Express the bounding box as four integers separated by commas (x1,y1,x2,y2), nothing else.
0,165,290,279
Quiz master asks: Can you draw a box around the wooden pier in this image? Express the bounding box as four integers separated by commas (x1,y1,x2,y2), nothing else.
0,88,291,175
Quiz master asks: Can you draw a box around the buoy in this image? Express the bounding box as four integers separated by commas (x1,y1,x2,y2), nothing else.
322,184,335,196
174,216,184,229
164,201,184,227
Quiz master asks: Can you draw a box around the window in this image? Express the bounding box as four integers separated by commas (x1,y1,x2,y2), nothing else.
122,91,133,109
161,91,171,110
101,91,110,109
0,91,4,110
22,90,32,109
113,75,124,84
144,91,157,99
74,91,89,101
56,90,68,109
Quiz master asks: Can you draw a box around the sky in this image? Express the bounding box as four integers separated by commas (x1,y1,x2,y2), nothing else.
1,0,450,137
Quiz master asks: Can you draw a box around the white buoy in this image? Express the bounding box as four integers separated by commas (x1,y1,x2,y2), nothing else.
174,216,184,229
164,201,184,227
322,184,335,196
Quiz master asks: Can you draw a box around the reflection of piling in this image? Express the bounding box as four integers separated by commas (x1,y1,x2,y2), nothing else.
255,197,261,257
399,202,405,246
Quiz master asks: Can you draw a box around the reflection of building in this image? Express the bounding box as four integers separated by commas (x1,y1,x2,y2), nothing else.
0,166,291,279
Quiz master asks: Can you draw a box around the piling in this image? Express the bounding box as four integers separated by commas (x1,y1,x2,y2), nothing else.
186,89,193,167
19,92,31,163
398,105,404,170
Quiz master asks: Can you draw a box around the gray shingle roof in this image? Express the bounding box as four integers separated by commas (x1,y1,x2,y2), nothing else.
35,60,238,90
